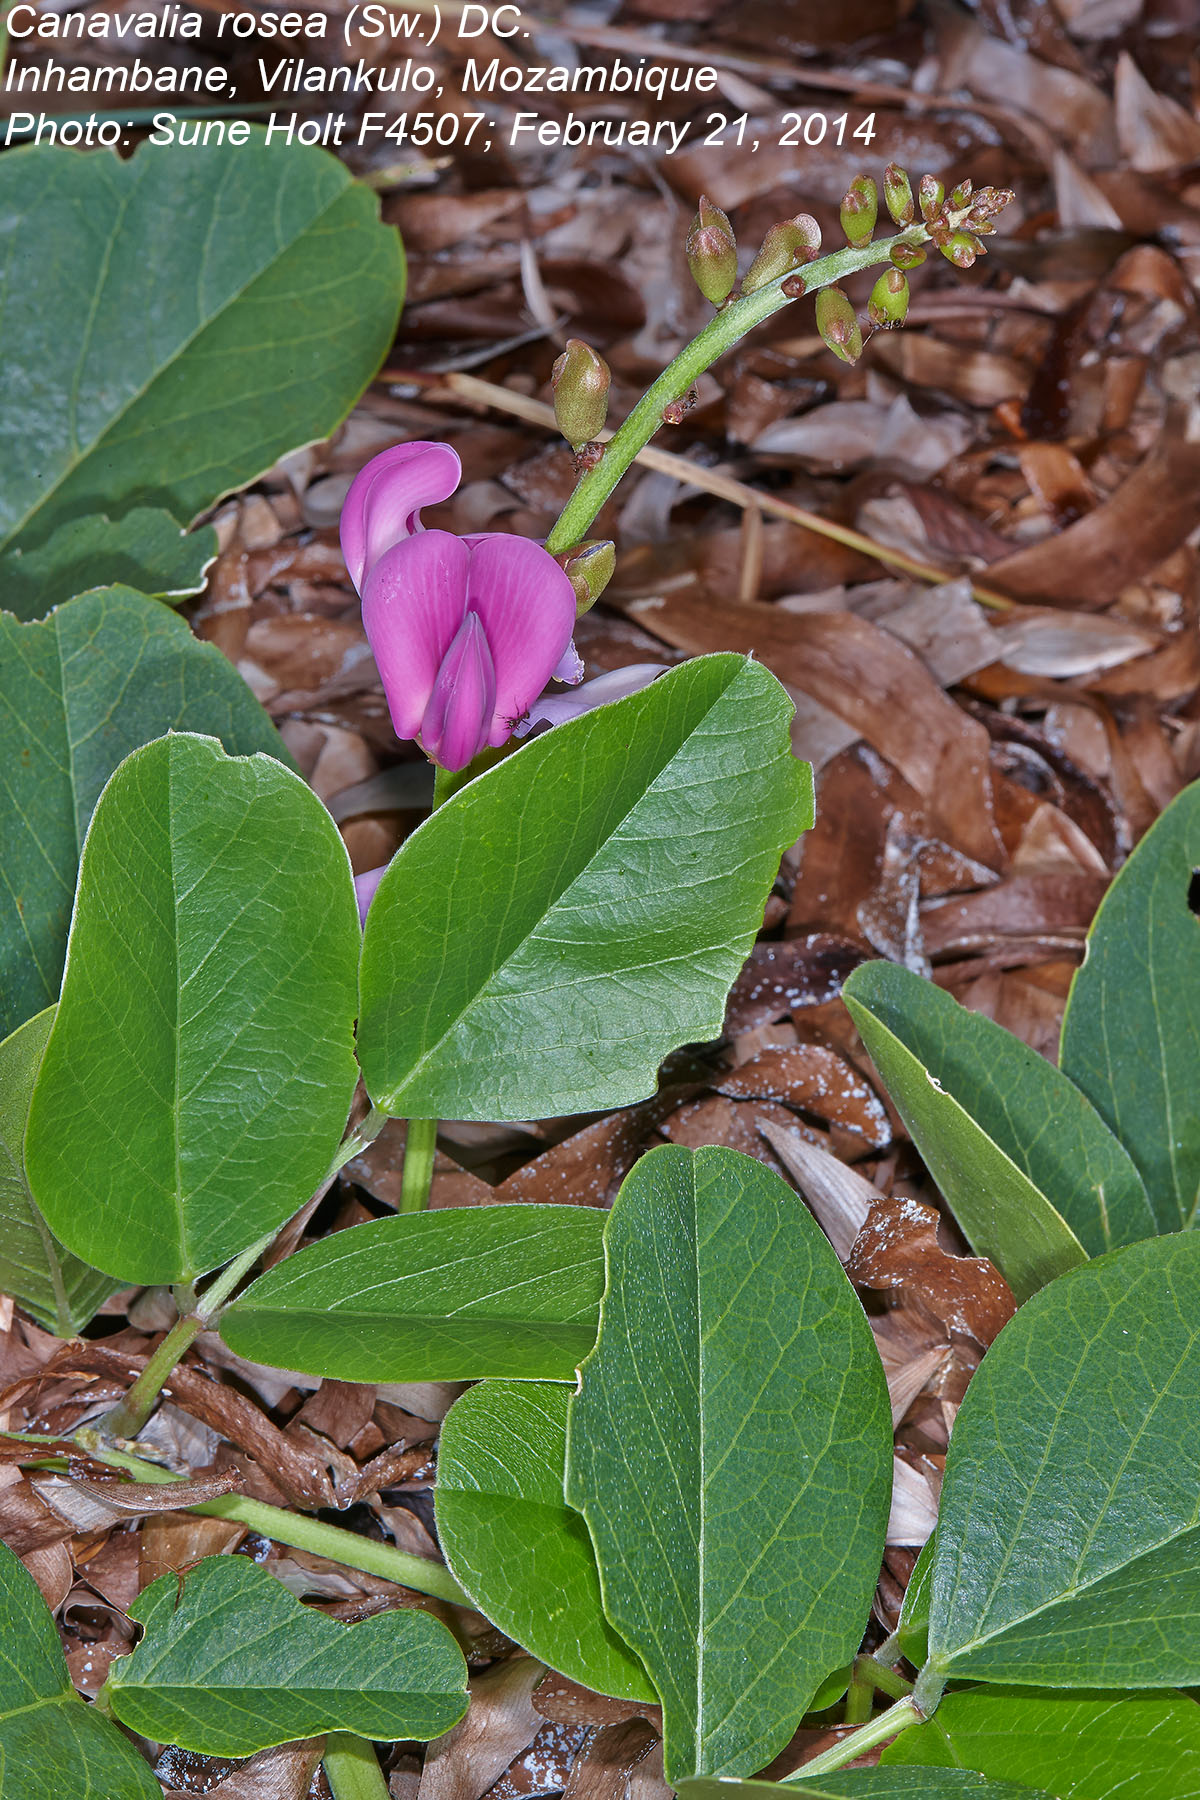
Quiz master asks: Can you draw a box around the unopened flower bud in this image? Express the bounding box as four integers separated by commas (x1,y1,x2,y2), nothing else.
949,179,973,210
742,214,822,293
918,174,946,223
890,242,927,270
867,267,909,328
815,286,862,365
883,164,914,225
686,195,738,303
940,230,984,268
551,339,611,452
555,539,616,616
968,186,1015,224
839,176,878,247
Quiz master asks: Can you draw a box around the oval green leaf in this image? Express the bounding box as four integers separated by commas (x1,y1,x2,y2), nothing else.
108,1555,467,1757
221,1204,607,1382
0,586,291,1039
566,1145,893,1783
25,733,360,1286
844,961,1154,1261
0,1541,160,1800
0,135,403,604
0,510,216,616
0,1007,116,1335
928,1232,1200,1688
437,1379,655,1702
683,1772,1050,1798
1060,780,1200,1234
882,1684,1200,1797
843,963,1089,1301
358,655,813,1121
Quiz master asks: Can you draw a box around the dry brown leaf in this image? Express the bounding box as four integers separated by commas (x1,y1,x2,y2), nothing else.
158,1739,325,1800
563,1721,660,1800
846,1192,1017,1346
1114,52,1200,172
533,1675,660,1733
419,1657,544,1800
716,1045,891,1149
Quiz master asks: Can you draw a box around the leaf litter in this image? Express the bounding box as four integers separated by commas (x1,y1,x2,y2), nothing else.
5,0,1200,1789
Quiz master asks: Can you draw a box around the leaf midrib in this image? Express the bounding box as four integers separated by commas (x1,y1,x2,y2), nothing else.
0,157,351,555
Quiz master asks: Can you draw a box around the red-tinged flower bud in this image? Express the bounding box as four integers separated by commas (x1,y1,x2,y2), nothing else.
839,175,878,247
918,174,945,223
815,286,862,365
968,186,1014,224
883,163,914,226
890,242,927,270
555,539,616,616
949,178,973,209
550,338,611,452
867,267,909,328
686,195,738,303
742,214,822,293
940,230,984,268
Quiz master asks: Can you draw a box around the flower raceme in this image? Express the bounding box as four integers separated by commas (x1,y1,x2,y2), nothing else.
341,441,582,772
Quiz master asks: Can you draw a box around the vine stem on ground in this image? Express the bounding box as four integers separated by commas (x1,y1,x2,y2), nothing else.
323,1733,392,1800
793,1694,924,1774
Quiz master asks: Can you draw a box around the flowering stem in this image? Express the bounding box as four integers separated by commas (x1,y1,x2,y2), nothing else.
398,1117,438,1212
324,1734,391,1800
792,1695,923,1776
544,223,931,557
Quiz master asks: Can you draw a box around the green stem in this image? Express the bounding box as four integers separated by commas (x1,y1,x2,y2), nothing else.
72,1436,473,1607
323,1733,391,1800
545,224,930,556
792,1696,923,1777
397,1116,438,1213
854,1654,914,1702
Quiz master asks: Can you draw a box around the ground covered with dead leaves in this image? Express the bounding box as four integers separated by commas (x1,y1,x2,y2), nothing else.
3,0,1199,1792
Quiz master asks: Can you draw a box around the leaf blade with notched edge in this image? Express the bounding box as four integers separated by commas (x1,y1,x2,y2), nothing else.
0,509,216,620
0,135,403,592
220,1206,607,1383
0,585,291,1040
682,1772,1052,1798
843,964,1089,1302
881,1684,1200,1797
1060,780,1200,1234
0,1007,117,1335
108,1555,467,1757
437,1379,655,1703
25,733,360,1287
566,1145,892,1784
358,655,813,1121
927,1232,1200,1689
0,1541,161,1800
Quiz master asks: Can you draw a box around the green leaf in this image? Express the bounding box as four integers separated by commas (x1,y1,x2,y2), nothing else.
0,135,403,593
565,1145,892,1783
0,1007,116,1335
927,1232,1200,1688
843,965,1089,1301
437,1379,655,1702
844,962,1154,1262
221,1205,606,1383
1060,781,1200,1234
108,1555,467,1757
25,733,360,1286
0,510,215,620
0,1541,160,1800
0,585,290,1040
682,1772,1049,1798
359,655,813,1120
882,1684,1200,1798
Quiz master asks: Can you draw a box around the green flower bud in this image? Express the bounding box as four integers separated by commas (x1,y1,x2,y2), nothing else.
815,286,862,366
918,174,946,223
555,539,616,616
889,242,927,270
840,176,878,247
949,178,973,210
883,163,914,226
940,230,984,269
867,267,909,328
742,214,822,293
685,194,738,304
550,339,611,451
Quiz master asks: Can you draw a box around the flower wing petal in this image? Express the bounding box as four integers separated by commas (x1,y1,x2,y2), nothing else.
465,536,578,745
361,530,470,741
341,441,462,592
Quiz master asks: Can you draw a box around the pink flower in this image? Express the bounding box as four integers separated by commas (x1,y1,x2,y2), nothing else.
341,442,580,772
513,664,665,735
